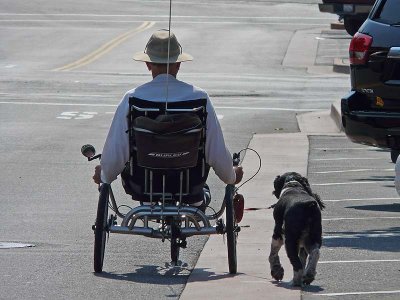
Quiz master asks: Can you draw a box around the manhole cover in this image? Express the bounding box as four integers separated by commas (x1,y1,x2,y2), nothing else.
0,242,35,249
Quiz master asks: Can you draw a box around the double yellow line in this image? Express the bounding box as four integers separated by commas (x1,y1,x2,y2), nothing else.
54,21,155,71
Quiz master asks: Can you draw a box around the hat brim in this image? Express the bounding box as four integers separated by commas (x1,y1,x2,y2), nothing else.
133,52,193,63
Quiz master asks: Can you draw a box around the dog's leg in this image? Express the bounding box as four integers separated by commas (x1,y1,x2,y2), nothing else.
303,244,320,285
268,237,284,281
285,237,303,286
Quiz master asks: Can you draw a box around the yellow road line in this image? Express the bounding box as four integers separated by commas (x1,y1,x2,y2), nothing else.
54,21,155,71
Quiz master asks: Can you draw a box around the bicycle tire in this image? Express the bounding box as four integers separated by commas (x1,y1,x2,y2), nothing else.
225,184,237,274
94,184,109,273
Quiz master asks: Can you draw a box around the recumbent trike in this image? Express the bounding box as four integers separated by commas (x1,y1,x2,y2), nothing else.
82,98,242,274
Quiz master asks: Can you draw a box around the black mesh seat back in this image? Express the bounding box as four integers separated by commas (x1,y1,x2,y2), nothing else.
133,113,202,169
121,97,209,204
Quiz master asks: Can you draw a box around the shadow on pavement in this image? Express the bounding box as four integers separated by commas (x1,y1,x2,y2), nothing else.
324,227,400,252
346,203,400,212
94,263,238,284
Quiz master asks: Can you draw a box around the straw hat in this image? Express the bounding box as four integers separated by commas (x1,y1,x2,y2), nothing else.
133,29,193,63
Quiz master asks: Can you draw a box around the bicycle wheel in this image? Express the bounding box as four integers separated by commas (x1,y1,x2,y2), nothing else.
170,219,180,264
225,184,237,274
94,184,109,273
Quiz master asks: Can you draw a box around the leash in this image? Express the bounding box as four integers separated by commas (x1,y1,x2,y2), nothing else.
234,148,262,193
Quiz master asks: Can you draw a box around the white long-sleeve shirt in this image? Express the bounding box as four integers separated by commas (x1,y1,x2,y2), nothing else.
100,74,236,185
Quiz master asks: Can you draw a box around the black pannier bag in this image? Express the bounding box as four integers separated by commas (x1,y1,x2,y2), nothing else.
121,98,210,204
133,113,202,169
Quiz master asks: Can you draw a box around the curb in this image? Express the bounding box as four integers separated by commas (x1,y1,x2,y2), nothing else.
333,58,350,74
330,100,343,132
331,22,344,30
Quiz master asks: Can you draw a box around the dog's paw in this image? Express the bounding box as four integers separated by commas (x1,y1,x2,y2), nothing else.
292,269,304,287
303,272,316,285
271,265,284,281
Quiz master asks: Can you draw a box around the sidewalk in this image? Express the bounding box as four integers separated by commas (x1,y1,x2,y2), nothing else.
180,106,342,300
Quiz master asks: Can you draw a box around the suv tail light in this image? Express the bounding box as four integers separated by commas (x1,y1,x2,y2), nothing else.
349,33,373,65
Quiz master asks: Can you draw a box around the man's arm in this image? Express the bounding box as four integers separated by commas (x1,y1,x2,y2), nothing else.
204,97,241,184
99,96,130,184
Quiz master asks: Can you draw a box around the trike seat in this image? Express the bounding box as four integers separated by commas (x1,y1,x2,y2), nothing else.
121,97,209,205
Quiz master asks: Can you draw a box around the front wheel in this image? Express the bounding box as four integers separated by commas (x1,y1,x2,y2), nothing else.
225,185,237,274
94,184,110,273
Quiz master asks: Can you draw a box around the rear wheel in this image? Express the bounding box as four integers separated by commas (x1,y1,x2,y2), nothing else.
343,16,364,36
225,185,237,274
94,184,109,273
391,150,400,163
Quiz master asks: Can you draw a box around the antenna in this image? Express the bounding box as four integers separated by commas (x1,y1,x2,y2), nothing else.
165,0,173,112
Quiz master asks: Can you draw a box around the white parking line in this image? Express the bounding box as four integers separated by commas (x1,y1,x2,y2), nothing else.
312,168,393,174
311,158,382,161
319,259,400,264
314,290,400,297
313,147,376,150
313,181,392,186
323,216,400,221
324,232,400,239
324,197,398,202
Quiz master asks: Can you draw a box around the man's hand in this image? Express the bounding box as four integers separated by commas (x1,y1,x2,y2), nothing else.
234,166,244,185
93,165,102,184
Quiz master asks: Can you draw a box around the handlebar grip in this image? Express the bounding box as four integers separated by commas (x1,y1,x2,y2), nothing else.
233,152,240,166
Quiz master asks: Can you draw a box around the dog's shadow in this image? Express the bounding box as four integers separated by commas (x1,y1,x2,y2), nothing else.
272,280,324,292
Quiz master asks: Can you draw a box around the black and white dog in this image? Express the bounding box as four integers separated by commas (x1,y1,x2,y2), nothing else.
268,172,325,286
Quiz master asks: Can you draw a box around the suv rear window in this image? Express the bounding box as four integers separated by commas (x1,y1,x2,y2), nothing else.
373,0,400,24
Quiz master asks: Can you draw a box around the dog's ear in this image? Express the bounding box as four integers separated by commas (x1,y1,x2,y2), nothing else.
302,176,310,187
273,175,283,199
314,193,325,211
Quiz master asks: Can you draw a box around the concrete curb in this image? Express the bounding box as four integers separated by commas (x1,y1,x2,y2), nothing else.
331,22,345,30
333,57,350,74
330,100,343,132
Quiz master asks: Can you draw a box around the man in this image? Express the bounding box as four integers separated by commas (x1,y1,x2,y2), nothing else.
93,29,243,206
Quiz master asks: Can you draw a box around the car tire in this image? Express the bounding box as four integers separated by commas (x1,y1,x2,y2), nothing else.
391,150,400,163
344,17,364,36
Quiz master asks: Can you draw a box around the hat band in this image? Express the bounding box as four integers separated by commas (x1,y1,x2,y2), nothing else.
144,41,182,60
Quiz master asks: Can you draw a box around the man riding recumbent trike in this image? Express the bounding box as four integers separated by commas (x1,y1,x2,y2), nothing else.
82,30,244,274
82,98,244,274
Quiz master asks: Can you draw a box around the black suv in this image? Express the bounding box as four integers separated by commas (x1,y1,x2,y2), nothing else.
341,0,400,162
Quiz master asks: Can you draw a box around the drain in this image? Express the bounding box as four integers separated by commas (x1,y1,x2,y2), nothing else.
0,242,35,249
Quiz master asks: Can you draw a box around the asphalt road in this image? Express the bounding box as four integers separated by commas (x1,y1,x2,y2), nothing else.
0,0,384,299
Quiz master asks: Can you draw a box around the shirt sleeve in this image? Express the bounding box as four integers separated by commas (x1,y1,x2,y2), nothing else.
395,157,400,196
100,95,130,184
204,97,236,184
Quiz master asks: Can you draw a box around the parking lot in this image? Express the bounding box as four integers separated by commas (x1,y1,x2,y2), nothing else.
304,135,400,299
